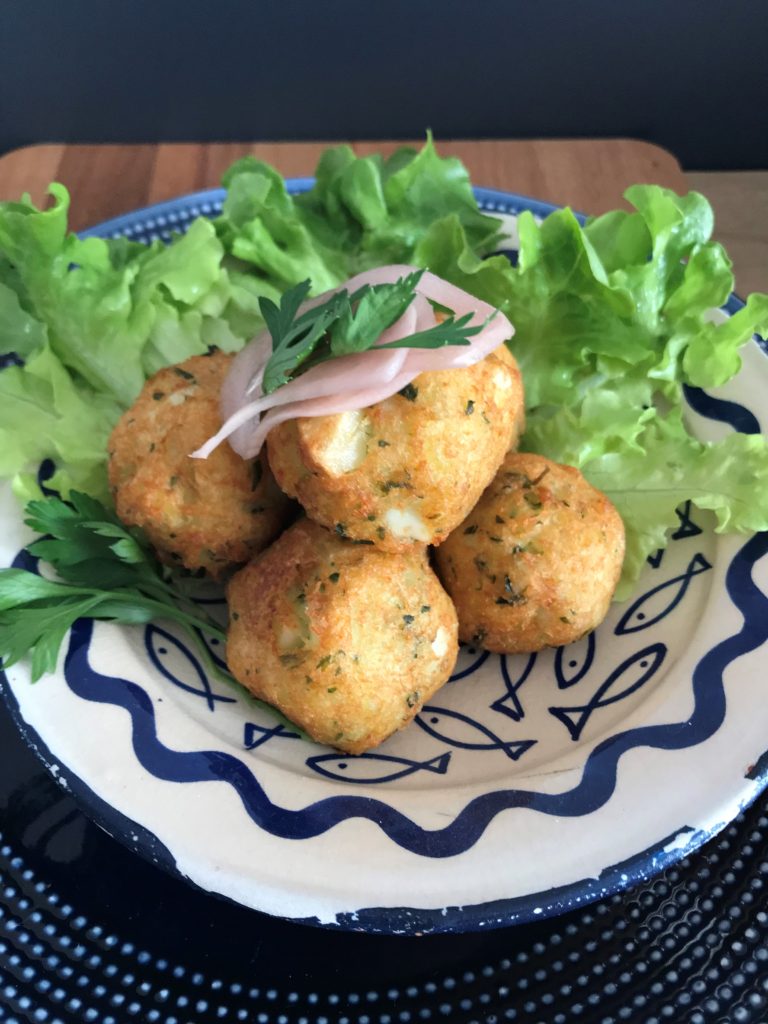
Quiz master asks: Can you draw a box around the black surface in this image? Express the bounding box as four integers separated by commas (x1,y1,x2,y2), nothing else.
2,694,768,1024
1,0,767,169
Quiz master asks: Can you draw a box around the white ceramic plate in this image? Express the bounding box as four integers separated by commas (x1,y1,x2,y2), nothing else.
2,185,767,935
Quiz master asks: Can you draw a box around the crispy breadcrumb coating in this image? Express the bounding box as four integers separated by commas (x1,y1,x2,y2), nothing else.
108,351,294,577
434,453,625,653
227,518,458,753
267,345,524,551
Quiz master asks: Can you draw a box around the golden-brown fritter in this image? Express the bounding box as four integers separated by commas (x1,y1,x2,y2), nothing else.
226,518,459,753
108,351,294,577
433,453,625,653
266,345,524,552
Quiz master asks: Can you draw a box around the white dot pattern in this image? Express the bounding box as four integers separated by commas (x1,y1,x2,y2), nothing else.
0,802,766,1021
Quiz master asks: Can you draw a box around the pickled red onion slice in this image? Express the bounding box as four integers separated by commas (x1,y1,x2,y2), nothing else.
220,370,417,461
192,266,513,460
194,345,410,460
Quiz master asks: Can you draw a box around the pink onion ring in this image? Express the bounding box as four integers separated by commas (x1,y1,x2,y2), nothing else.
193,266,513,460
222,369,417,461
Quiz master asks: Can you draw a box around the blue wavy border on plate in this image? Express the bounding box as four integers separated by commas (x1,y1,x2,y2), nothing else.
4,526,766,935
4,670,759,939
4,182,768,933
56,529,768,860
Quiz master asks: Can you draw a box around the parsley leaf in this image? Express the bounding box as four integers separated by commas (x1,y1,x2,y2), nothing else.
260,279,312,349
377,310,484,350
1,492,309,736
1,492,227,684
24,492,160,589
258,270,479,394
328,272,423,356
259,280,346,394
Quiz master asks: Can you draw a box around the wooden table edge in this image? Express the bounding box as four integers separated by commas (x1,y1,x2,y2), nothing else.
0,137,687,231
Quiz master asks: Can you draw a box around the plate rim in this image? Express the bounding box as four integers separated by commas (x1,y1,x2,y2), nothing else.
2,181,767,935
6,657,763,937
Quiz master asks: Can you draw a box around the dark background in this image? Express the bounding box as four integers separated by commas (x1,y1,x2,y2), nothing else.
1,1,766,170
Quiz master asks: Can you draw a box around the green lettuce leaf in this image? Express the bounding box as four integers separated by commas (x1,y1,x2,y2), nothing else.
681,292,768,387
523,389,768,593
1,147,766,606
586,422,768,596
0,139,502,508
217,160,347,293
419,182,768,593
0,188,250,500
0,186,285,499
217,134,503,289
0,278,47,356
0,344,120,501
0,187,239,406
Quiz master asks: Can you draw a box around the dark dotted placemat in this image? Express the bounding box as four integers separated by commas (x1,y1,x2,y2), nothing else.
1,699,767,1024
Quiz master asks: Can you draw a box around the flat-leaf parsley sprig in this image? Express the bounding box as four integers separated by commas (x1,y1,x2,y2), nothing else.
0,491,233,684
257,270,485,395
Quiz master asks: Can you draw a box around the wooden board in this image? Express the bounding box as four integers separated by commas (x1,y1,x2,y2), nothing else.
687,170,768,297
0,139,686,231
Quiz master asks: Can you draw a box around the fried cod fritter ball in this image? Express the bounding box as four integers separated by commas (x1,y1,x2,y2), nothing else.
226,518,459,753
266,345,524,553
108,351,294,578
434,453,625,653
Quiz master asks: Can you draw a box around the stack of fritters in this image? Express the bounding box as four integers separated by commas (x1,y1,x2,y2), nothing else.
108,344,624,753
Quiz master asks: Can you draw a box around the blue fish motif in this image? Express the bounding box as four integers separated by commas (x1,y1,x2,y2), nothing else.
491,653,537,721
145,624,236,712
549,641,666,741
615,553,712,635
671,500,703,540
191,594,228,607
37,458,59,498
682,383,761,437
307,751,452,784
449,643,491,682
554,632,596,690
12,548,40,574
243,721,300,749
647,548,665,569
192,626,228,672
416,706,536,761
0,352,23,370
